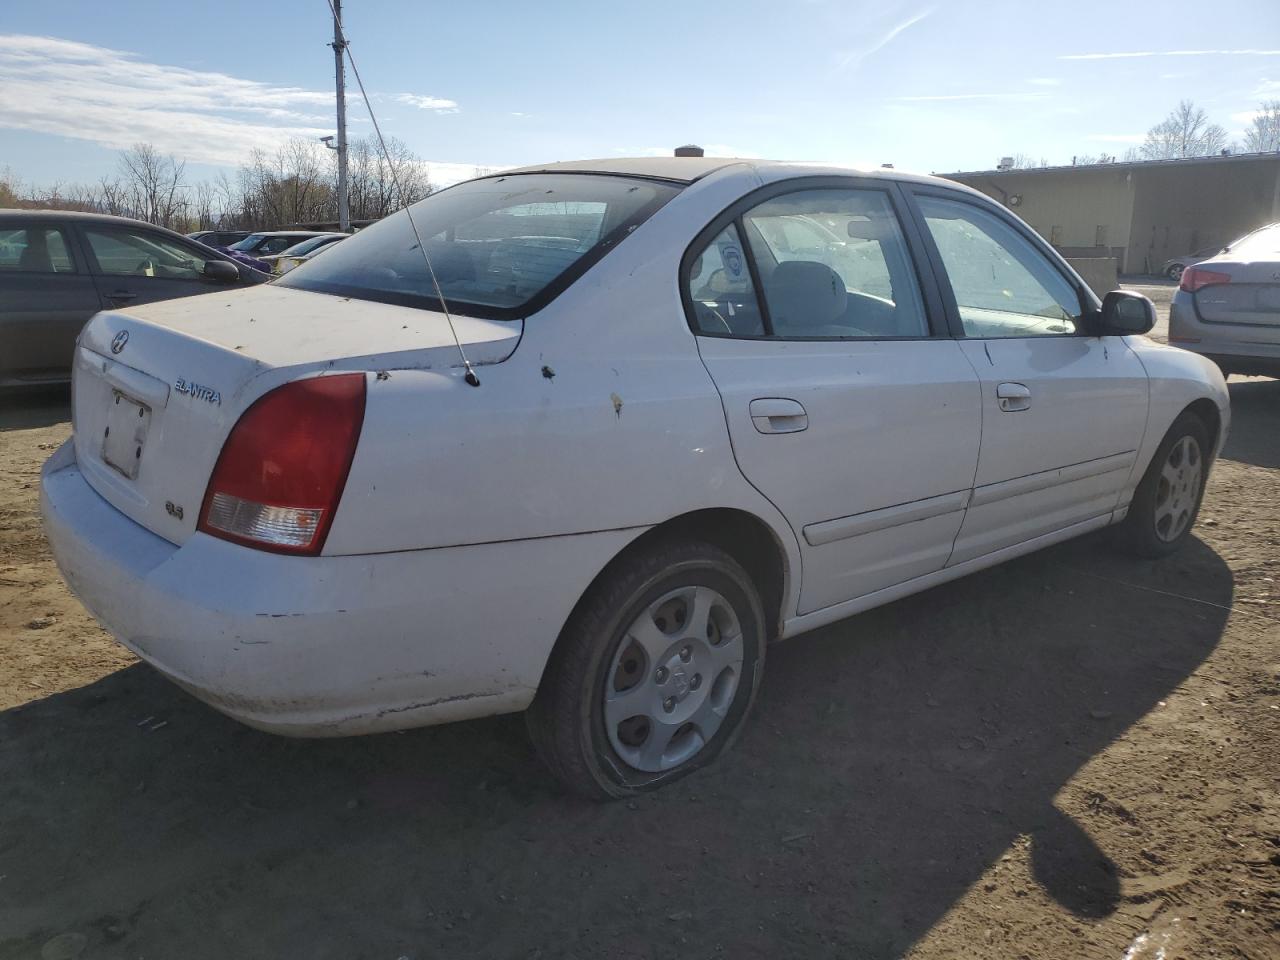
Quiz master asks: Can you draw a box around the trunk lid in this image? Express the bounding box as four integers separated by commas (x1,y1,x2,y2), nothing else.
1194,258,1280,338
72,285,520,546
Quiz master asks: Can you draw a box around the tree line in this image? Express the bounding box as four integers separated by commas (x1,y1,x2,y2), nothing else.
0,135,437,232
1009,99,1280,169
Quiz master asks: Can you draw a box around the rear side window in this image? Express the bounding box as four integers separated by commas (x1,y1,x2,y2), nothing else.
687,224,765,335
0,227,76,273
278,174,680,319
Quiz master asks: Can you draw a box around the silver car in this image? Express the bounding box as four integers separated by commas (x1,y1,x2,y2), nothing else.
1168,222,1280,378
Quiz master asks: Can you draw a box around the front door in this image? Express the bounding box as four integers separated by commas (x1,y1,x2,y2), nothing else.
81,225,224,310
909,190,1149,564
686,181,982,615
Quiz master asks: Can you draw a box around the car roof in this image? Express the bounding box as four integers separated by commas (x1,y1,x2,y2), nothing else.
0,208,180,230
496,156,979,193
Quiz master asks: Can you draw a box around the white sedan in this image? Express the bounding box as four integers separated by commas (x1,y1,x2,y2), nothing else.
42,157,1229,798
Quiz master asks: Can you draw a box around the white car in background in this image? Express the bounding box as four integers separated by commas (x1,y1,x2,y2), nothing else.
42,158,1228,798
263,232,348,275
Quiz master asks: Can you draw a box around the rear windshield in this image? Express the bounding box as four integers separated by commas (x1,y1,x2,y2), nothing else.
276,173,680,319
1228,223,1280,258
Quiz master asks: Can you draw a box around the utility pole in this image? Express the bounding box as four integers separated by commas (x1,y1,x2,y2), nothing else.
331,0,350,232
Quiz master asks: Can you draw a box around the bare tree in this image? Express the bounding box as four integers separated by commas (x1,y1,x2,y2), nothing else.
1007,154,1049,170
118,143,189,228
1242,100,1280,153
346,134,432,221
1140,100,1228,160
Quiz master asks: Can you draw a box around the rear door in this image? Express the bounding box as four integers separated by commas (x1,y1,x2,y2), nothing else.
687,178,982,615
81,224,228,309
906,188,1149,564
0,221,101,383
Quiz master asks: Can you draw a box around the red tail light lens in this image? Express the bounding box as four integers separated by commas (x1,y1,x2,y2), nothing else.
1180,266,1233,293
198,374,366,555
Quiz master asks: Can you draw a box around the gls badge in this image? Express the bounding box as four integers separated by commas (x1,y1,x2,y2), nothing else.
175,378,221,405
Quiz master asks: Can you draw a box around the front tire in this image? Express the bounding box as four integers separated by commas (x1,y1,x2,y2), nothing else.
1117,412,1210,558
527,539,766,800
1166,263,1185,281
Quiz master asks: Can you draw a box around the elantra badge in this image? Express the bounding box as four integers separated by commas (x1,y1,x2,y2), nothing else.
110,330,129,354
175,378,221,405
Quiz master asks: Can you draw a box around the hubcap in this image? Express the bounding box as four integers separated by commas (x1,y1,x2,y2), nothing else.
1153,434,1202,543
603,585,744,773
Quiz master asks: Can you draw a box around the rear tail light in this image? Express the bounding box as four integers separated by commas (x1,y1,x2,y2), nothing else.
198,374,366,555
1180,266,1233,293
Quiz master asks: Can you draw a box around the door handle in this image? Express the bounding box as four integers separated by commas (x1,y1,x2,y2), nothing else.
996,381,1031,412
106,291,137,303
750,398,808,434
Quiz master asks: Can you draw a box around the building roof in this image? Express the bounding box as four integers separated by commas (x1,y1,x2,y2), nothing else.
948,150,1280,179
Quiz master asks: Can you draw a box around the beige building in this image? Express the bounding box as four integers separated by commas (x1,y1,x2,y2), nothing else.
946,152,1280,275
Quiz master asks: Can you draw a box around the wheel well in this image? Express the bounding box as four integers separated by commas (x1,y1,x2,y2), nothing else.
1184,398,1221,455
579,509,789,646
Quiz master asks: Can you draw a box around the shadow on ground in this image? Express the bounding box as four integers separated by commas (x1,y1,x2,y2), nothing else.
1222,377,1280,470
0,535,1231,960
0,385,70,432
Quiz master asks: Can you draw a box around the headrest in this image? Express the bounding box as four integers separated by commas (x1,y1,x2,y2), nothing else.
768,260,846,333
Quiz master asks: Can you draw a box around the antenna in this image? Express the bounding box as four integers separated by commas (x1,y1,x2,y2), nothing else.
323,0,481,387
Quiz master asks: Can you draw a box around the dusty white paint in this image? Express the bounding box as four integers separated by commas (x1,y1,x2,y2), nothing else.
42,159,1229,736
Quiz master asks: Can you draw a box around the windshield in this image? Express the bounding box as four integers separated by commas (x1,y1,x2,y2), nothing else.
276,173,680,318
229,233,267,252
283,235,344,256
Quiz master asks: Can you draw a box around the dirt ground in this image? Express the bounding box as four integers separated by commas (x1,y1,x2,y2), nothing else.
2,359,1279,958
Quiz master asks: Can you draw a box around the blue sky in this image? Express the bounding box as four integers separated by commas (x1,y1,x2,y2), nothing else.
2,0,1278,188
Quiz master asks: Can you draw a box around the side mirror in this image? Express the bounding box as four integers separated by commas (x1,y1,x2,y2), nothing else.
1096,290,1156,335
204,260,241,283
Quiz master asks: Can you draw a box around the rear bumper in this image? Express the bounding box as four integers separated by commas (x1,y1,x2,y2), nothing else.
41,441,642,736
1169,292,1280,377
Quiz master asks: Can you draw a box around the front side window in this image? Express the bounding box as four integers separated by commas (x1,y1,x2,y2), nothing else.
0,227,76,273
278,174,679,318
918,195,1082,338
84,228,208,280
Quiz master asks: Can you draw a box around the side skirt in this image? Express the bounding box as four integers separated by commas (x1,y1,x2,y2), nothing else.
779,512,1116,641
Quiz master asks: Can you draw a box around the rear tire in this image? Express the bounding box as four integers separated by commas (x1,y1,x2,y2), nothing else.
1166,264,1185,281
1116,412,1210,558
526,539,766,800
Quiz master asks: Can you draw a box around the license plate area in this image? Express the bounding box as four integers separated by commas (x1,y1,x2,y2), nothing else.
102,391,152,480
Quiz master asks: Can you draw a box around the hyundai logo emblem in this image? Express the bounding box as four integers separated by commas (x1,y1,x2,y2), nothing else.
110,330,129,354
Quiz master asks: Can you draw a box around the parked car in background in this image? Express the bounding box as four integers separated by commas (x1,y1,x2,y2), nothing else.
0,210,267,387
42,158,1228,798
260,232,347,275
1161,244,1222,281
1169,221,1280,378
187,229,252,249
229,230,332,258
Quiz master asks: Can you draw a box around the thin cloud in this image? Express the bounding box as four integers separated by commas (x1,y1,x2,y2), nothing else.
836,8,932,72
1026,77,1061,86
1060,49,1280,60
895,92,1049,102
0,33,337,164
394,93,460,114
